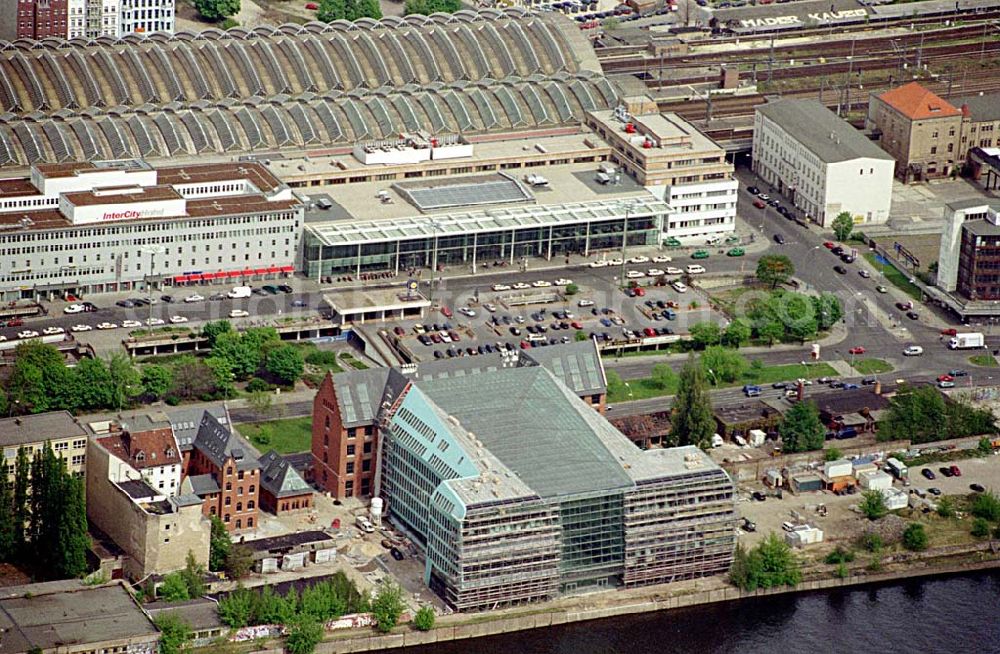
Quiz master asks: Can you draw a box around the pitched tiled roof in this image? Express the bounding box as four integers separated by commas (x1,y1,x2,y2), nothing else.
98,428,181,471
878,82,960,120
258,450,312,499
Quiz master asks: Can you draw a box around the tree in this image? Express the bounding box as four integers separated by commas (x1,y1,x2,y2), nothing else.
371,581,405,633
202,320,232,348
729,533,801,591
54,474,89,578
778,401,825,453
154,613,192,654
7,342,62,413
824,447,843,462
12,447,29,555
412,605,435,631
564,283,579,296
108,354,141,411
860,532,883,552
204,357,236,399
832,211,854,242
859,490,889,520
650,363,676,391
71,358,113,411
225,544,254,580
159,572,191,602
902,523,928,551
286,615,324,654
701,346,748,384
0,470,13,562
180,551,206,598
972,517,991,538
193,0,240,21
403,0,460,15
574,330,588,342
669,355,714,449
169,356,216,400
970,490,1000,522
936,496,956,519
879,386,948,443
812,292,843,331
756,255,795,289
758,320,785,347
141,364,173,400
266,344,304,386
209,515,231,572
722,318,751,348
217,586,255,628
689,322,722,349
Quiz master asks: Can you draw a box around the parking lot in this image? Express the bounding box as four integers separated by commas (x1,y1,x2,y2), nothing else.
388,259,730,362
737,451,1000,550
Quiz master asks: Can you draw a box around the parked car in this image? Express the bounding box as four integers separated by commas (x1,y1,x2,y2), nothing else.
848,346,866,355
921,468,936,480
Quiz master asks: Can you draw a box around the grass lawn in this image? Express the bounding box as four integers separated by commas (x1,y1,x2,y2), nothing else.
863,253,923,301
340,353,369,370
237,416,313,455
853,358,894,375
969,354,999,368
607,361,839,403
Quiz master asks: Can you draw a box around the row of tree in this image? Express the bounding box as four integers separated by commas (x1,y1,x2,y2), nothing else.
0,444,89,578
4,320,308,415
317,0,382,22
878,385,996,444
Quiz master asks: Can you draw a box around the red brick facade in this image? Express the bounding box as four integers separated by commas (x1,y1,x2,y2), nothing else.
311,374,378,499
259,490,313,515
186,448,260,532
14,0,69,39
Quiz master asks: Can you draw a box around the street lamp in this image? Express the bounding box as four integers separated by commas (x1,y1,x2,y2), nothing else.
140,245,165,330
618,201,636,289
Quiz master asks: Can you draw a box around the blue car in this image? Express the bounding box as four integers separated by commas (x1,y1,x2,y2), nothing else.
663,309,676,320
600,317,613,327
843,383,860,390
743,385,762,397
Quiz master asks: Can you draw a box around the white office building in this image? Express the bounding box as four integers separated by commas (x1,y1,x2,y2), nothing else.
661,179,739,242
0,160,301,300
753,99,894,228
66,0,173,38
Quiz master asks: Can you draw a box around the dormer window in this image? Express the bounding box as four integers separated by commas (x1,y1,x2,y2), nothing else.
166,448,175,458
135,451,145,462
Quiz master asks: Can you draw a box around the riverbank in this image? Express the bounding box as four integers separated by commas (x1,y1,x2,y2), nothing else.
290,545,1000,653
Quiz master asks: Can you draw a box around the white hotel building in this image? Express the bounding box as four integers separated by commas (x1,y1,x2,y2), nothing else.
0,160,301,301
587,108,738,243
752,99,894,228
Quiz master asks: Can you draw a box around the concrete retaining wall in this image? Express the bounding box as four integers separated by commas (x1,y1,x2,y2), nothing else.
294,549,1000,654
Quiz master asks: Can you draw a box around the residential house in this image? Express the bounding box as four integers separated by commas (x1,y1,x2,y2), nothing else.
185,412,260,532
257,449,313,514
93,414,182,496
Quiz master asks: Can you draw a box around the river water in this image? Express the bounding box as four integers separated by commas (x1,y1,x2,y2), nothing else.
388,572,1000,654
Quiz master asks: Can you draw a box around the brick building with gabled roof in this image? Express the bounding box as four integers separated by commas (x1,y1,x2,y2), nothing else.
257,450,313,514
184,412,260,532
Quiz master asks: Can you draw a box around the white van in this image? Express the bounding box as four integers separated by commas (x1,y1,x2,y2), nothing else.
526,333,546,343
355,515,375,533
227,286,252,299
686,264,706,274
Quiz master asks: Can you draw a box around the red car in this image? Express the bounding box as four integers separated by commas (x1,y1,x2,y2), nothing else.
571,321,583,329
643,327,656,337
305,2,318,8
634,287,645,297
440,306,453,318
848,346,866,355
940,328,958,336
937,374,954,382
519,340,531,349
950,465,962,477
823,242,835,249
753,199,766,209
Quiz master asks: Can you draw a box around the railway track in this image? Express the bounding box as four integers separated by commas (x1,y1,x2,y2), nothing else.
661,69,1000,125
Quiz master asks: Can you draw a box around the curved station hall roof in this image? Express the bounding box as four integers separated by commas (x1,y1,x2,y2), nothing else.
0,9,619,167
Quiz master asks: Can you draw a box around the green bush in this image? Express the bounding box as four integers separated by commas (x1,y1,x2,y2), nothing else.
902,523,929,552
824,546,855,565
564,283,579,296
165,396,181,406
972,517,991,538
859,490,889,520
936,496,956,518
412,605,435,631
728,534,801,591
860,532,883,552
971,490,1000,522
246,377,271,393
371,581,405,633
835,562,849,579
305,350,339,367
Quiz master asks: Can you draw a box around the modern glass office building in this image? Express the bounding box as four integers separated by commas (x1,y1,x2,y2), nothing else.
376,365,737,612
302,196,670,278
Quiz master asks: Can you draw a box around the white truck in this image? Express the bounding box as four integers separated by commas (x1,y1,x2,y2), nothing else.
227,286,252,299
948,332,985,350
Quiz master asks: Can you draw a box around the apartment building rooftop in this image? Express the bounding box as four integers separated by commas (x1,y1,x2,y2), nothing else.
0,411,88,449
757,99,894,163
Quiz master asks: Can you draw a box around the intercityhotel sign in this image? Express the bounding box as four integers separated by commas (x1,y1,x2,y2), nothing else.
68,199,183,225
739,8,867,28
